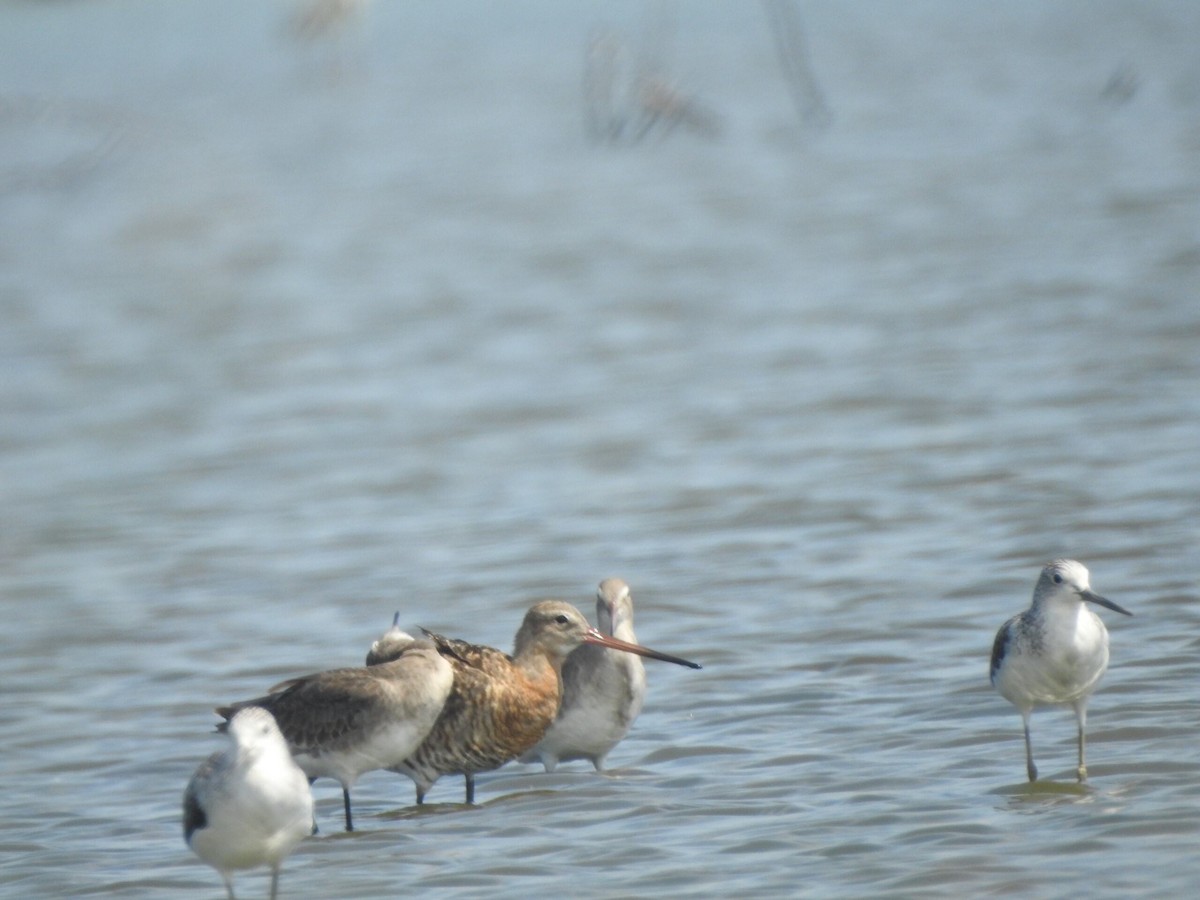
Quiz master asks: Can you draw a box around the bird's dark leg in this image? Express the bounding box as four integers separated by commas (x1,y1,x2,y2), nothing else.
1023,714,1038,782
343,788,354,831
465,773,475,804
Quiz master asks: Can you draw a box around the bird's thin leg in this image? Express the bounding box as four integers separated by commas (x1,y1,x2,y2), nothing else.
222,873,236,900
1075,701,1089,781
269,866,280,900
1022,711,1038,782
305,777,321,834
343,788,354,831
465,773,475,804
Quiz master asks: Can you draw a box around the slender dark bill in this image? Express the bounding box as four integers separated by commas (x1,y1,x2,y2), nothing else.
1081,589,1132,616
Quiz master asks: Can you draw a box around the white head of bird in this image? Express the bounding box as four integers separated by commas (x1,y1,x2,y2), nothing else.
226,706,290,759
1031,559,1125,617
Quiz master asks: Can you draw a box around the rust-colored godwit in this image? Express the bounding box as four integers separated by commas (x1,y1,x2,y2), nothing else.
216,638,453,831
183,707,313,900
520,578,648,772
381,599,701,805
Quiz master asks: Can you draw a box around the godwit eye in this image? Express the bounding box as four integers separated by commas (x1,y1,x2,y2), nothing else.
555,614,569,625
1052,573,1063,584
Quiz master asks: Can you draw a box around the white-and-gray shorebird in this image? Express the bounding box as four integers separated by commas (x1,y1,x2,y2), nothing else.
216,638,454,831
519,578,648,772
183,707,314,900
990,559,1132,782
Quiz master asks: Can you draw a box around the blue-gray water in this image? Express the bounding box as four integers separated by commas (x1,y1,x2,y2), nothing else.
2,1,1199,897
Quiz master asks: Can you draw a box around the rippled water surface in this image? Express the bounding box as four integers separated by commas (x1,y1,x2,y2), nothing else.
3,1,1200,897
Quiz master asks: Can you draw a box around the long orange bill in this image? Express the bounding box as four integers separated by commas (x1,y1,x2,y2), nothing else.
585,627,702,669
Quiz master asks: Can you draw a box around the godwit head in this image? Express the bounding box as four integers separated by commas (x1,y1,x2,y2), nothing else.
184,706,313,900
513,599,701,671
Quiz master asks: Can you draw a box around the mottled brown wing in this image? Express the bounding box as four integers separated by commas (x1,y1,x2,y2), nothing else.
217,669,386,753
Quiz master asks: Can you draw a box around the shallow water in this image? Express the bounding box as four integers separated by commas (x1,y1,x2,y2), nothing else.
2,1,1199,897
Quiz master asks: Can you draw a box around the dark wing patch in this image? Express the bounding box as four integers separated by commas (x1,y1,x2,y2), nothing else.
182,786,207,843
989,618,1014,685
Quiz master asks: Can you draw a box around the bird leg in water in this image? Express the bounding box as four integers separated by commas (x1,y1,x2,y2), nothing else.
1075,702,1088,781
1022,713,1038,782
